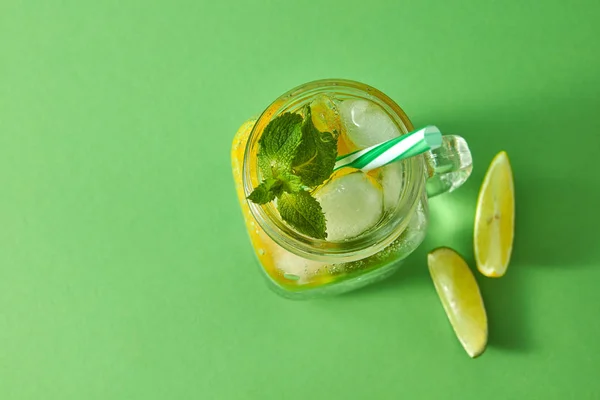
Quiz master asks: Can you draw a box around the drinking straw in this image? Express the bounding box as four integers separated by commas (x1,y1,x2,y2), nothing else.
333,125,442,172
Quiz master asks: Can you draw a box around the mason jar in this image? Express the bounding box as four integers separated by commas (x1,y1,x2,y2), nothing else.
231,79,472,299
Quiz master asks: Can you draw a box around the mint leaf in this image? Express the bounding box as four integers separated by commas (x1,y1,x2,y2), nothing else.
277,191,327,239
247,178,283,204
258,112,303,178
291,107,338,187
278,171,303,194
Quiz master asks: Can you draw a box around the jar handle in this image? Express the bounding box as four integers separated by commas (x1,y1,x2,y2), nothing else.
424,135,473,197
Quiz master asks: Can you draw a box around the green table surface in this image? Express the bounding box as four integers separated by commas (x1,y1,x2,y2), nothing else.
2,1,600,399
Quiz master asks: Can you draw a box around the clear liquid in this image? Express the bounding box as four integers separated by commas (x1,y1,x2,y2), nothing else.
232,94,428,297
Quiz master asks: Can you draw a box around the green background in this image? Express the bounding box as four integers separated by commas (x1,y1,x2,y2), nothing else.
1,0,599,398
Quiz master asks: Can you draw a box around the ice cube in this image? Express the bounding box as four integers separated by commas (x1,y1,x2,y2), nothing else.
379,163,406,210
315,171,383,241
338,99,402,149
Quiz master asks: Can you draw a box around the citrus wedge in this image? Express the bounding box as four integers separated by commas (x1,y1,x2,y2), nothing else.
428,247,488,358
474,151,515,277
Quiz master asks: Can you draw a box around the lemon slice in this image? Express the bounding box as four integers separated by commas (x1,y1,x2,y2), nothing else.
428,247,488,358
474,151,515,277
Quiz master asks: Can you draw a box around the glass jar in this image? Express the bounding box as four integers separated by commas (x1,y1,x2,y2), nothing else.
231,79,472,299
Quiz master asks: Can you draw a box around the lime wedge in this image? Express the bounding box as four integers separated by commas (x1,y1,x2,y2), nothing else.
428,247,488,358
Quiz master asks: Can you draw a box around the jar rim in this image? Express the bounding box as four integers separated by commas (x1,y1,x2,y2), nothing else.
242,79,425,263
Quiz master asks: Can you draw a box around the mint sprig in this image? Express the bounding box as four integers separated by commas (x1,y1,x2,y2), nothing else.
247,107,338,239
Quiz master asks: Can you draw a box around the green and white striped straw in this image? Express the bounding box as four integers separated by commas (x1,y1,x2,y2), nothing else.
333,125,443,172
